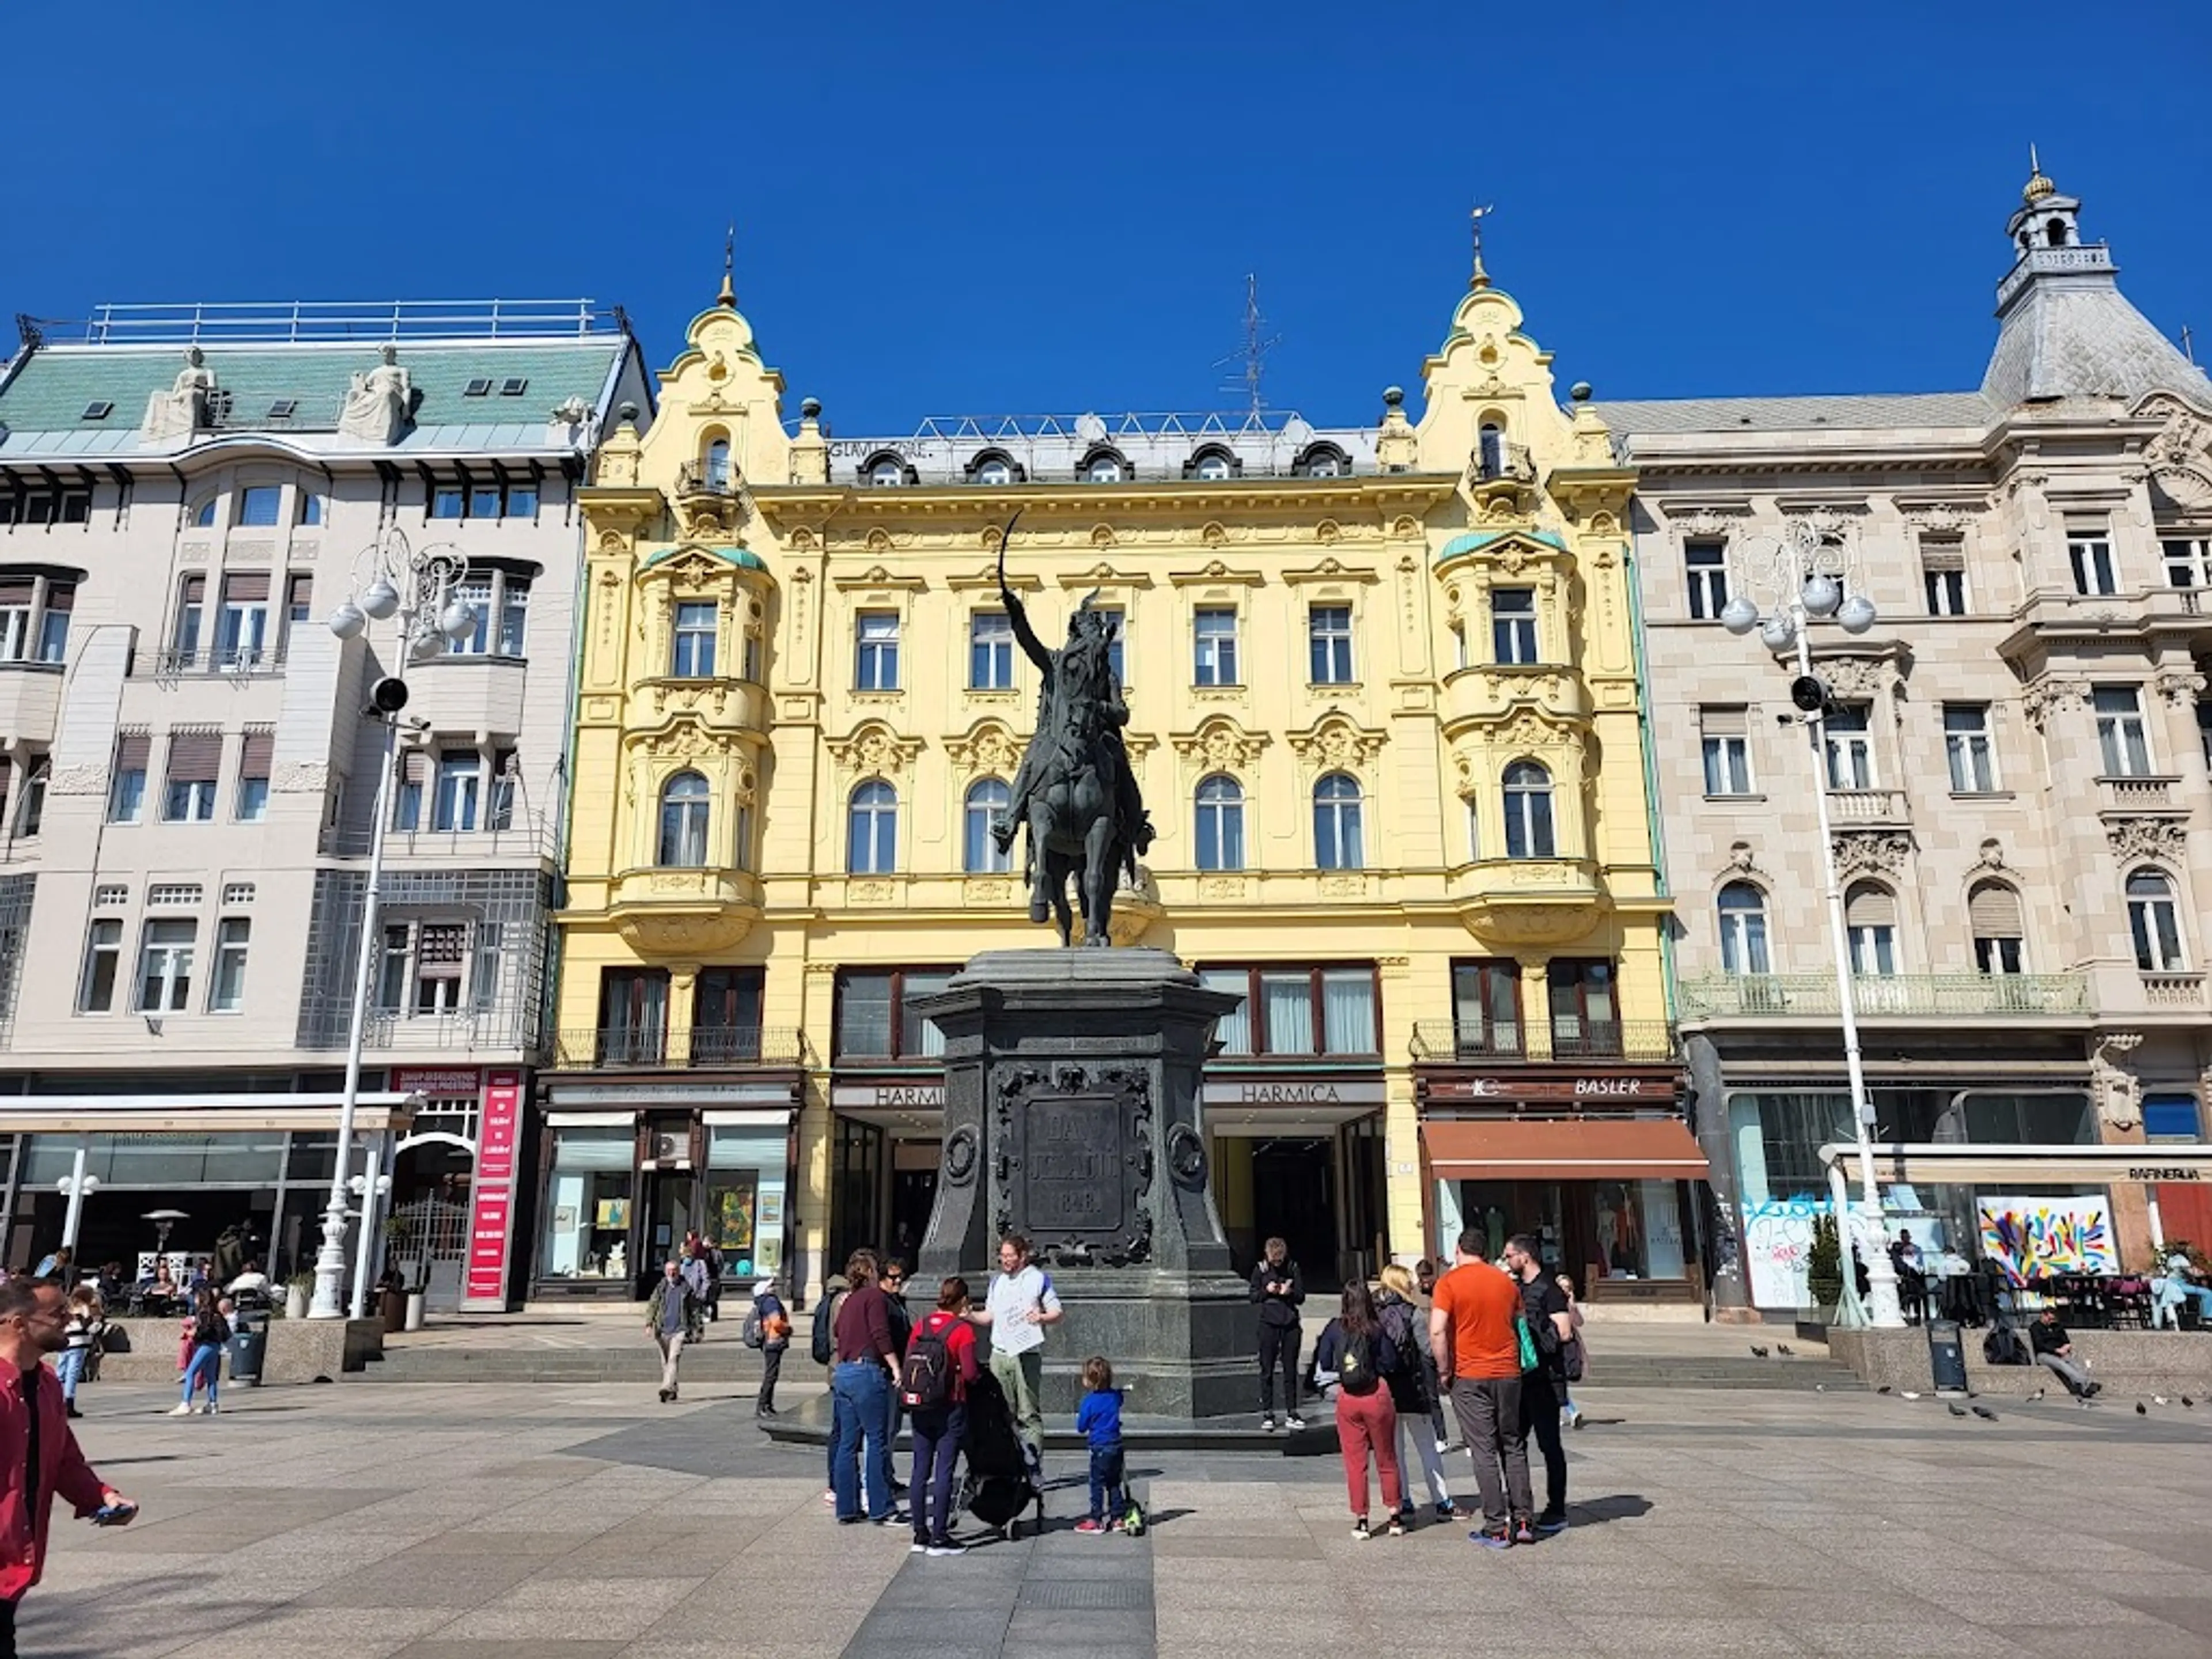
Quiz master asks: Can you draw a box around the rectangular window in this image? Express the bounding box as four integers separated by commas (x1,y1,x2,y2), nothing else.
1922,539,1968,616
1684,539,1730,619
216,572,270,665
1452,959,1523,1057
431,487,464,520
2094,686,2152,777
0,579,31,662
433,749,480,832
832,967,955,1061
236,486,281,527
1547,959,1619,1055
376,923,410,1013
37,584,71,663
2163,537,2212,590
2068,519,2117,596
237,729,273,821
469,486,502,520
286,573,314,628
1308,605,1354,684
672,602,717,677
1193,608,1238,685
16,760,42,838
970,611,1016,690
488,749,516,831
1943,704,1997,793
1491,588,1539,664
413,922,468,1014
137,918,195,1012
209,918,250,1012
1975,936,2024,975
2143,1094,2202,1142
79,919,122,1013
391,749,427,832
1194,964,1378,1057
1699,706,1753,795
109,733,149,823
172,575,205,660
855,612,900,690
496,574,528,654
1821,703,1874,790
449,575,493,654
1097,607,1126,685
162,731,221,822
506,484,539,519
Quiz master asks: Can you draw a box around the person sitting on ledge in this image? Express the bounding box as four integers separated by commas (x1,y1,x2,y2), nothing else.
2029,1308,2099,1397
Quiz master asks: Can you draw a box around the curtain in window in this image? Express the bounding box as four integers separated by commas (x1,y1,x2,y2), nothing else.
1260,972,1313,1054
1320,970,1375,1054
1198,969,1251,1054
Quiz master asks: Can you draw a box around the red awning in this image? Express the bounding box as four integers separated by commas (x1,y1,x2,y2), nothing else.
1421,1118,1710,1181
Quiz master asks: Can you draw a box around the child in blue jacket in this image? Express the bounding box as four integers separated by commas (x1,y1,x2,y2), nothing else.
1074,1354,1126,1533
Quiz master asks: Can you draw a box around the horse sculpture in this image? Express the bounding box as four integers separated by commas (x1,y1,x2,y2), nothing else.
990,518,1154,946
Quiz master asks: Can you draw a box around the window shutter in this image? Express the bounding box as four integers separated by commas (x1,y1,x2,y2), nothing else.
179,575,206,606
165,730,222,781
287,573,313,612
239,729,275,779
221,571,270,603
1919,537,1965,571
43,584,73,614
115,732,150,772
1968,881,2022,938
1700,706,1747,737
1844,884,1896,928
0,579,32,607
397,748,431,786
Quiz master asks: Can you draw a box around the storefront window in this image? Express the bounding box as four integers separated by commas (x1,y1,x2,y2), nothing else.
704,1125,786,1278
25,1131,285,1187
1588,1180,1685,1280
834,968,953,1060
540,1126,634,1281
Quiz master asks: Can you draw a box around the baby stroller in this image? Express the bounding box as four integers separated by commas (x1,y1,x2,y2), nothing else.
960,1368,1044,1540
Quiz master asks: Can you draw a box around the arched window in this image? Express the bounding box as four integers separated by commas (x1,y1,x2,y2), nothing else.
976,456,1013,486
964,778,1012,874
848,779,899,873
1501,761,1554,859
190,497,217,528
1313,772,1363,870
298,493,323,527
2128,869,2186,971
1195,774,1244,872
1843,882,1897,976
657,771,710,867
703,437,730,489
2046,217,2067,248
868,456,906,487
1478,423,1505,480
1082,449,1127,484
1191,447,1234,482
1968,880,2025,975
1717,882,1770,975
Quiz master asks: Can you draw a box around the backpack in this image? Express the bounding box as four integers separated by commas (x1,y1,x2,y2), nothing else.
810,1287,846,1367
1984,1323,2029,1366
741,1300,766,1350
899,1315,957,1410
1561,1336,1585,1384
1336,1323,1379,1395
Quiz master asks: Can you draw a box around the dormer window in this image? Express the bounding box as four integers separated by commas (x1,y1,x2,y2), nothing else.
500,377,528,397
81,402,113,422
1080,447,1129,484
267,399,298,421
1295,442,1350,479
977,458,1013,486
1190,446,1236,482
463,378,493,397
867,456,907,487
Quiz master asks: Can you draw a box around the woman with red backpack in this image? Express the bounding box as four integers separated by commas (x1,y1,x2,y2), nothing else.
899,1276,980,1556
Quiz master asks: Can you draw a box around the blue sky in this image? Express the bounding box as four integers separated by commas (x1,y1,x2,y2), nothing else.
6,1,2207,432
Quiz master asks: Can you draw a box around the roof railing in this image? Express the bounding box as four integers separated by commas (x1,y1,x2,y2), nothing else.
74,299,616,346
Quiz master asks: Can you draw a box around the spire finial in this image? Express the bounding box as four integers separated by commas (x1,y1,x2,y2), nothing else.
2023,144,2055,204
717,222,736,308
1469,202,1494,290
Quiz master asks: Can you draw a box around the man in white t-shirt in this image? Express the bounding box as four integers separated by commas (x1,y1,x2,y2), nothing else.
969,1234,1062,1465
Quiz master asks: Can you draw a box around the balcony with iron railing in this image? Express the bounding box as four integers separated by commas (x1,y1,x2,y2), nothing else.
551,1027,808,1070
134,646,289,679
1677,972,2090,1020
1408,1020,1679,1064
675,461,738,498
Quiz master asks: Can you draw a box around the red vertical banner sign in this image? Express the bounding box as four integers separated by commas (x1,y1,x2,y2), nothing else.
465,1070,525,1305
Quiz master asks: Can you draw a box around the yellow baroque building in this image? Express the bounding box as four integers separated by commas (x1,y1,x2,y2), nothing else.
537,257,1690,1308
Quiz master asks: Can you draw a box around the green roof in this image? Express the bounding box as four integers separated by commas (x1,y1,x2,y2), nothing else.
0,341,624,434
1436,528,1570,562
644,544,768,572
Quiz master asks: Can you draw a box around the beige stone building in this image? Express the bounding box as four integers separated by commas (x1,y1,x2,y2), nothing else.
1607,166,2212,1315
0,302,648,1303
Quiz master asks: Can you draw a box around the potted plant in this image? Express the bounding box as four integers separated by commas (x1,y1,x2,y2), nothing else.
282,1271,315,1321
1806,1214,1844,1316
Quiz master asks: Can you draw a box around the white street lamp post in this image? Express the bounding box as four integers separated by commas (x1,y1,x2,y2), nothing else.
310,532,475,1320
348,1165,393,1319
1722,525,1904,1330
57,1149,97,1253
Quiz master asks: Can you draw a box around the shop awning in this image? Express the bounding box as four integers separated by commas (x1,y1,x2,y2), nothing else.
1820,1142,2212,1187
0,1093,416,1134
1422,1118,1710,1180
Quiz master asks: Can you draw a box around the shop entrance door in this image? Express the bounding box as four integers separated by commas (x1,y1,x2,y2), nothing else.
640,1173,696,1295
889,1168,937,1267
385,1194,472,1310
1252,1139,1336,1291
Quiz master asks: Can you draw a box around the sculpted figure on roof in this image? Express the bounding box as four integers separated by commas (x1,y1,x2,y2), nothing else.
340,343,413,445
140,346,216,440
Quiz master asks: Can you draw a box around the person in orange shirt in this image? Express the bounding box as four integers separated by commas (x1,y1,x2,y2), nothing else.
1427,1229,1534,1547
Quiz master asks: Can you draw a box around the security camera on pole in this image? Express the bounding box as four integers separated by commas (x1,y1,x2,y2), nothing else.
1719,520,1904,1331
311,531,478,1320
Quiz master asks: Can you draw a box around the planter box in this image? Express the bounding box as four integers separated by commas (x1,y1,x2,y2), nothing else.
90,1317,382,1385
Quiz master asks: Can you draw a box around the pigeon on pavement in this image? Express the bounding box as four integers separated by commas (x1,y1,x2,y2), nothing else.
1877,1385,1892,1395
1971,1406,1998,1421
2137,1402,2149,1416
1900,1391,1922,1400
2028,1388,2046,1402
2185,1396,2198,1408
1777,1343,1794,1356
1947,1403,1968,1418
1749,1345,1769,1358
2154,1395,2169,1406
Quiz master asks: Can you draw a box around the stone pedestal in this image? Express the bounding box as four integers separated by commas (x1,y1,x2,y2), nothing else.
911,947,1255,1419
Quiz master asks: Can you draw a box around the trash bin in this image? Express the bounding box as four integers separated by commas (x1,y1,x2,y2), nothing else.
228,1310,269,1388
377,1287,406,1334
1927,1317,1968,1393
404,1290,426,1332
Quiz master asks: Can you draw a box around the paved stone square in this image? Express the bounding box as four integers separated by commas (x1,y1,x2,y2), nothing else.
22,1374,2212,1658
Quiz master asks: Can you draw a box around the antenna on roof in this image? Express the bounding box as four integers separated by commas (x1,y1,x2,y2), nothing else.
718,222,736,308
1211,274,1283,418
2184,324,2197,366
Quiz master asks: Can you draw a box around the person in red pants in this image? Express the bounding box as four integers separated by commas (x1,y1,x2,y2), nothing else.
1313,1282,1405,1540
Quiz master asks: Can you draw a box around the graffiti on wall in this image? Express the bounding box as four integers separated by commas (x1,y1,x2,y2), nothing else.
1741,1198,1832,1309
1976,1198,2118,1285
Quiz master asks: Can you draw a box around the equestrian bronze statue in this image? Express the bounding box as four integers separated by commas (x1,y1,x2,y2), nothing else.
990,518,1154,946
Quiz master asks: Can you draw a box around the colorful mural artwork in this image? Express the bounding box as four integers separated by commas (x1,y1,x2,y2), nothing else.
1976,1197,2119,1285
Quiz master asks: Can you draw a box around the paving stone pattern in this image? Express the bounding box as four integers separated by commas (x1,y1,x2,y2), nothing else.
20,1376,2212,1658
